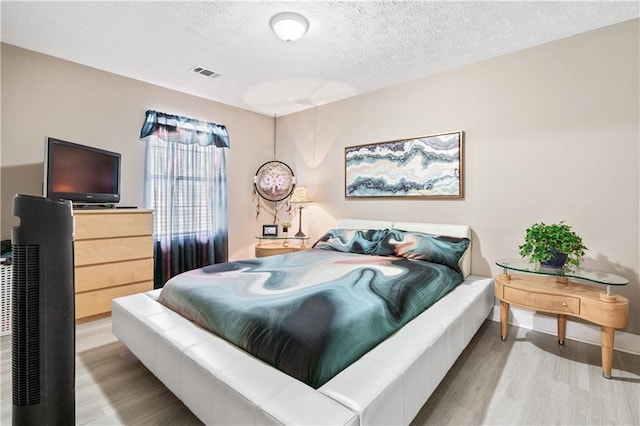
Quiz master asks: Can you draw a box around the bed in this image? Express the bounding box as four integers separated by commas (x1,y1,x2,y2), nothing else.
112,219,494,425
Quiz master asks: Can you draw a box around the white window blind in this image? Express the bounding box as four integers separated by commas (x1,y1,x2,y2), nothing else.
146,137,221,238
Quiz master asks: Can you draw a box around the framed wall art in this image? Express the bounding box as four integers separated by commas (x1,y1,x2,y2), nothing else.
345,131,464,199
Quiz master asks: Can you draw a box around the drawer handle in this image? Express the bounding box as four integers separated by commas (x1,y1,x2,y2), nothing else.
562,302,568,307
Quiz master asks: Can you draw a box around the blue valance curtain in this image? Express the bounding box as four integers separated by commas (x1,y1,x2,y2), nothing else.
140,110,229,288
140,110,230,148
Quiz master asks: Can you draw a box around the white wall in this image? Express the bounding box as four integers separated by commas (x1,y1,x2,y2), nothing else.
277,19,640,334
0,43,272,261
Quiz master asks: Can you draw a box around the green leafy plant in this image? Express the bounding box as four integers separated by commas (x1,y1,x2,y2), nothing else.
518,221,587,268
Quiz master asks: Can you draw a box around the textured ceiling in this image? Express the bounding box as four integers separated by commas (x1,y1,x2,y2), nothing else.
1,1,638,116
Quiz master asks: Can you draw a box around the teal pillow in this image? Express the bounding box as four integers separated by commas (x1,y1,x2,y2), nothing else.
313,229,388,255
374,229,469,272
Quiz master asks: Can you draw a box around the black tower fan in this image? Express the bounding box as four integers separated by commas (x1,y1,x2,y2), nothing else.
12,195,75,425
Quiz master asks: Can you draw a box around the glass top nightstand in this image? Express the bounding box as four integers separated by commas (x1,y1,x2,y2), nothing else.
495,259,628,296
254,236,311,258
255,236,310,246
494,259,629,378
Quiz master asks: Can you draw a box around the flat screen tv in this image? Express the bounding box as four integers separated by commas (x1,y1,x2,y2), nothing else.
44,137,121,205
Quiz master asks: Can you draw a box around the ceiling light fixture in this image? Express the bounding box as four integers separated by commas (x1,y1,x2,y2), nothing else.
270,12,309,42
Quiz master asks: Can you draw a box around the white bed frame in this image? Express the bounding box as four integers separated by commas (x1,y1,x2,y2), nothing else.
112,219,494,425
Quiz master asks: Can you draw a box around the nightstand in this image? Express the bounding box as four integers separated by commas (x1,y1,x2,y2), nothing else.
255,236,310,258
495,259,628,378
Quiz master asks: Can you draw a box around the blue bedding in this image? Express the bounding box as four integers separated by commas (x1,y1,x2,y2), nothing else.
159,230,468,388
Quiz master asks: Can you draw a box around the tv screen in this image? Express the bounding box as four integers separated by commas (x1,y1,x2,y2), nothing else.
45,137,121,204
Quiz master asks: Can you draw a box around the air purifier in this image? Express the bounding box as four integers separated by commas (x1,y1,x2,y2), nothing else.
12,195,75,425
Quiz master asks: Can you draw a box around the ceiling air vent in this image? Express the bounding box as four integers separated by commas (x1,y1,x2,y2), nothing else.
190,66,220,79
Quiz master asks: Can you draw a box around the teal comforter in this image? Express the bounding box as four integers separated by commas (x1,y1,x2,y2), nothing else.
158,247,464,388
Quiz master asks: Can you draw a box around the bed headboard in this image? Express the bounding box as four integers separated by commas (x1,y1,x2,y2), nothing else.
335,218,472,278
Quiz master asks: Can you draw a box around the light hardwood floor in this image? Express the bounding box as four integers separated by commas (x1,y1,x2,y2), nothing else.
1,319,638,425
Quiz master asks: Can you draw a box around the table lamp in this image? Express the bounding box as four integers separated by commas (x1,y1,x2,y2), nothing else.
290,186,312,237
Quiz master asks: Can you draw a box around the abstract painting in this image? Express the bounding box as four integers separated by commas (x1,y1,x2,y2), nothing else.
345,131,464,199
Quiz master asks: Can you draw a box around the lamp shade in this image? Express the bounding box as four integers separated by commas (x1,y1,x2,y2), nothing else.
270,12,309,42
290,186,312,203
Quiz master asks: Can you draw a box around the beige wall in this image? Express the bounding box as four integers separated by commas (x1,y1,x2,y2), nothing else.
278,19,640,334
2,20,638,334
0,43,273,261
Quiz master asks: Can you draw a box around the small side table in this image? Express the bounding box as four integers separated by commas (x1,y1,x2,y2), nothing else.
255,236,310,258
495,259,629,379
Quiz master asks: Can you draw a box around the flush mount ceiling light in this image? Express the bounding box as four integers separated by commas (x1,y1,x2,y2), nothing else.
270,12,309,42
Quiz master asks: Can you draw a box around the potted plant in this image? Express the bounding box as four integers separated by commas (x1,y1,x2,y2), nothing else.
281,221,292,233
518,221,587,269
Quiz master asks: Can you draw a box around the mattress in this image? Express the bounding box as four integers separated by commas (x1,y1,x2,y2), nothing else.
158,248,467,389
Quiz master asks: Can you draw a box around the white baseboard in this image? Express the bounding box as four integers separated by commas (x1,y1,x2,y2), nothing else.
489,305,640,355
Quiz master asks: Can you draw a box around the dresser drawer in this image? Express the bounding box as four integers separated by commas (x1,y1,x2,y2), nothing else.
75,258,154,293
75,281,153,319
504,286,580,314
75,211,153,240
75,235,153,266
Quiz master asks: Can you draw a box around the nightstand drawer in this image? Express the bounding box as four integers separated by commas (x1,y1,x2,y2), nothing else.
504,286,580,314
255,243,307,258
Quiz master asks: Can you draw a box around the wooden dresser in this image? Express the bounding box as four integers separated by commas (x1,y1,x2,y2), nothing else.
74,209,153,321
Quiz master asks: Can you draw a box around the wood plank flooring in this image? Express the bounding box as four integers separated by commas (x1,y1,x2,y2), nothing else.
1,319,638,425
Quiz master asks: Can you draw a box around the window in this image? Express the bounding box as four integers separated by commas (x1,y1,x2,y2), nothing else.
140,110,229,288
146,138,224,238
